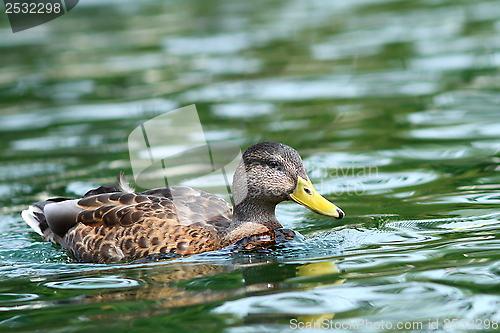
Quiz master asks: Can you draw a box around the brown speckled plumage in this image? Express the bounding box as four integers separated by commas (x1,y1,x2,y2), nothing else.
43,187,233,262
23,142,344,263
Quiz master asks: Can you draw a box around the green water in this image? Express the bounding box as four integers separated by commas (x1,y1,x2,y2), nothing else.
1,0,500,332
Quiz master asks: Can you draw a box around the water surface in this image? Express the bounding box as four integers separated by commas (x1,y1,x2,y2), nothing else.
1,0,500,332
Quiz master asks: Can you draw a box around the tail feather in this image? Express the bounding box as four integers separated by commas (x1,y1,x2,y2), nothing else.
22,206,44,236
22,171,131,238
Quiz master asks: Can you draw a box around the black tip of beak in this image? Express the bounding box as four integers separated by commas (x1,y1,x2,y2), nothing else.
336,209,344,219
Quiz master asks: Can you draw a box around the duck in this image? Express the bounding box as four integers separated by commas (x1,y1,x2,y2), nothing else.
22,142,344,263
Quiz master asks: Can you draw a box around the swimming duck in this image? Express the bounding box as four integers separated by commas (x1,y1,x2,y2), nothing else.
22,142,344,263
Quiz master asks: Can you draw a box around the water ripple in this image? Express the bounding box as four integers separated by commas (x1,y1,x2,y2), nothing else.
0,162,65,181
213,289,358,316
213,281,464,317
211,102,275,118
408,122,500,140
45,276,141,290
0,99,177,132
430,192,500,205
181,71,440,103
377,145,495,161
305,152,392,169
0,293,38,304
316,171,438,195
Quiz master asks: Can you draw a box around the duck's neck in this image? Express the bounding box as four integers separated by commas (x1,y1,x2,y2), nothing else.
224,160,284,244
232,199,283,229
222,199,283,246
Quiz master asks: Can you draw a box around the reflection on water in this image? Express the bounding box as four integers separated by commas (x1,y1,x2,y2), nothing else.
0,259,343,326
2,0,500,331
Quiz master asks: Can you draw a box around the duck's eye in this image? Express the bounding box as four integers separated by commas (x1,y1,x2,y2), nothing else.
267,161,281,169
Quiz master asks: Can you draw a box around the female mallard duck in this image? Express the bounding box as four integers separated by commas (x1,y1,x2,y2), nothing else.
22,142,344,263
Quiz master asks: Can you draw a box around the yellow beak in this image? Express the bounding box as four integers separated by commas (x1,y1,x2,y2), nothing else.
290,176,344,219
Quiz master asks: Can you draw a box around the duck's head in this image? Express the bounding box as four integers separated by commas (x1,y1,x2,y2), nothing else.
232,142,344,222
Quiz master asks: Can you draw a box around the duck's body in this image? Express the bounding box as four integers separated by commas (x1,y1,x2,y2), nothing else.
23,142,344,263
25,185,235,262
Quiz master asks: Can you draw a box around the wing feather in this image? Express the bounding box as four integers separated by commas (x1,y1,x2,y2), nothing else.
29,183,234,262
